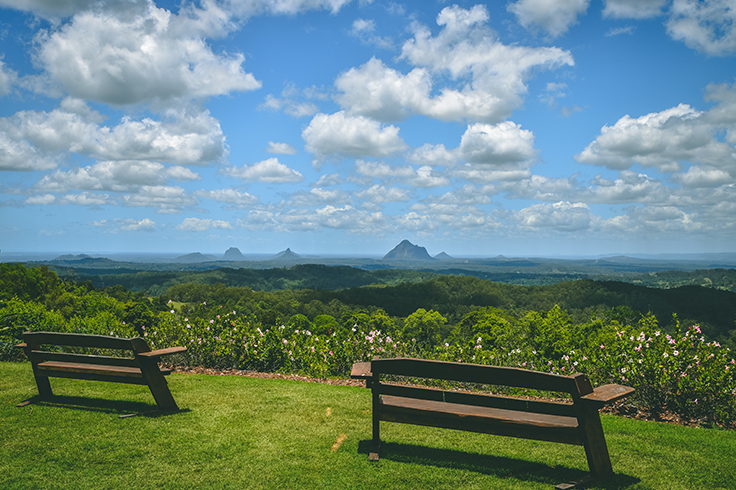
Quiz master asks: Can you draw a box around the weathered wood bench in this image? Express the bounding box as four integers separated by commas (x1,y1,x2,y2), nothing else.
17,331,186,411
351,357,634,489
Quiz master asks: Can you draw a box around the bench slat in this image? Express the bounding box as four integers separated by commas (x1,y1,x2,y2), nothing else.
380,395,582,445
377,382,576,417
23,332,135,350
30,351,140,368
372,358,583,394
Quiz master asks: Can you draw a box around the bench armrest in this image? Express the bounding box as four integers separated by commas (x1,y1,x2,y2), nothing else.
16,343,27,349
138,346,187,358
581,383,635,407
351,362,373,379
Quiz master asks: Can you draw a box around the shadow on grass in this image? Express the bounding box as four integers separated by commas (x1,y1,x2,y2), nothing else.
16,394,189,418
358,440,640,489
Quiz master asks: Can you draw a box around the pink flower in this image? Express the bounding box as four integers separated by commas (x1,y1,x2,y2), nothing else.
600,344,605,349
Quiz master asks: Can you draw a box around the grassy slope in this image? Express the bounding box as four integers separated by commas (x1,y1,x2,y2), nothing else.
2,361,734,490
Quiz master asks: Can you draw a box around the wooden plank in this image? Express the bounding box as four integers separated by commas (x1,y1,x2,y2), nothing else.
581,384,635,406
23,332,134,351
138,346,187,358
376,383,576,417
29,351,139,368
350,362,372,378
35,367,149,385
37,361,143,378
372,358,580,393
380,396,582,445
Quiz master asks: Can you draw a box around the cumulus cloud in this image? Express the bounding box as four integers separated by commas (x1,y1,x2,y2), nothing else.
350,18,393,49
119,217,156,232
575,102,736,173
354,160,448,187
32,1,261,106
121,185,196,213
508,0,590,38
0,101,226,171
176,217,232,231
0,58,18,97
35,161,199,193
237,205,385,234
266,141,298,154
194,188,258,207
458,122,537,167
603,0,667,19
226,157,304,183
408,144,458,167
335,6,573,124
302,111,407,160
667,0,736,56
514,201,593,231
355,184,412,203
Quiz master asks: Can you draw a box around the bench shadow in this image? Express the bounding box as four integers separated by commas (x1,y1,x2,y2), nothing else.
16,395,189,418
357,440,640,489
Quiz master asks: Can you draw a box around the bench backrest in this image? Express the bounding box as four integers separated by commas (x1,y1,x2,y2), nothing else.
370,358,594,417
22,331,152,368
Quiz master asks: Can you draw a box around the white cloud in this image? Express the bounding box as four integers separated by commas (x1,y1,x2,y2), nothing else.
0,0,97,17
350,18,393,49
226,157,304,183
121,185,196,213
408,144,457,167
603,0,667,19
335,6,573,124
397,5,574,122
59,192,114,206
458,122,537,167
673,165,734,187
287,187,350,207
120,218,156,232
0,102,226,171
237,205,386,234
515,201,593,231
508,0,590,38
354,160,449,187
24,194,56,205
34,161,199,193
176,217,232,231
32,2,261,106
355,184,412,203
312,173,343,187
576,102,736,173
302,111,407,160
0,58,18,97
667,0,736,56
266,141,298,154
194,188,259,207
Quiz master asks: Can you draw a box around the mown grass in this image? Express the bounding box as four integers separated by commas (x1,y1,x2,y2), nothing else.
2,361,734,490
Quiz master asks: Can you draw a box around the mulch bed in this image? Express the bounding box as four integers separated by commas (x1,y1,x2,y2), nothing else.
170,365,733,430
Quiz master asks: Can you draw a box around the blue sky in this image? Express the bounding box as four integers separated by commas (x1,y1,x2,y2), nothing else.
1,0,735,257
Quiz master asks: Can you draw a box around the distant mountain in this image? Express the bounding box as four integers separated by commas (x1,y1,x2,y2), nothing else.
223,247,245,260
273,248,300,260
384,240,434,260
54,254,92,261
175,252,218,263
434,252,453,260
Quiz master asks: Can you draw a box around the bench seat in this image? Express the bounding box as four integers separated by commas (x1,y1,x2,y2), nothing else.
380,394,582,445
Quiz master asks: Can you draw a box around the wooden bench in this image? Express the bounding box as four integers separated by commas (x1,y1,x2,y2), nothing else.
351,357,634,489
17,331,186,411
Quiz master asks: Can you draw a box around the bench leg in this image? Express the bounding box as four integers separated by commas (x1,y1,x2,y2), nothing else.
34,374,53,398
138,361,179,411
370,389,380,461
579,407,613,476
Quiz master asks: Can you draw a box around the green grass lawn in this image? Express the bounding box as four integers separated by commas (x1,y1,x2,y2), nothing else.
2,361,734,490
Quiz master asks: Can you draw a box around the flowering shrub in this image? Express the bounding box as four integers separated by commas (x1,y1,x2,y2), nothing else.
3,296,734,427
